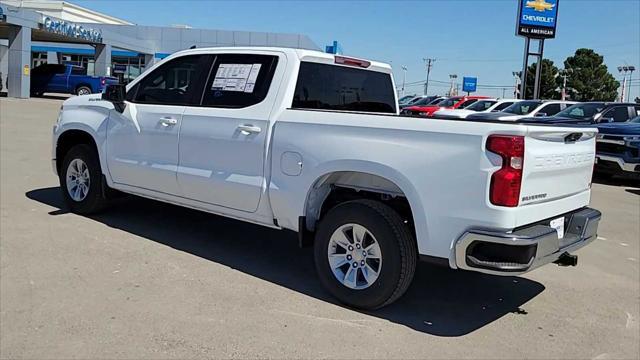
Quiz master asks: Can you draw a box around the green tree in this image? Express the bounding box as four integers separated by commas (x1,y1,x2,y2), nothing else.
563,48,619,101
525,59,560,99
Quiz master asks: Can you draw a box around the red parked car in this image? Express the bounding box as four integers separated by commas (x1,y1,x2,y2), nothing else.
403,95,490,117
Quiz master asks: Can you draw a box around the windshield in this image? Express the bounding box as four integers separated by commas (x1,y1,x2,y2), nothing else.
398,95,416,104
465,100,497,111
406,97,425,105
503,101,542,115
411,97,437,106
438,97,461,108
555,103,605,119
428,97,444,105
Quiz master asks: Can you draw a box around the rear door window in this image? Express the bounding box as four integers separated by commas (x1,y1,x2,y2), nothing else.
70,67,87,76
458,99,478,108
52,65,66,74
292,62,396,113
539,103,561,116
201,54,278,108
603,106,631,122
493,102,513,111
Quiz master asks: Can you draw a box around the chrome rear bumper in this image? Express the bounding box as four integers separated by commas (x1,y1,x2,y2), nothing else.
454,207,601,276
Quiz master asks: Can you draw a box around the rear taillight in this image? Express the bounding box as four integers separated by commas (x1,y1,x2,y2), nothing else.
100,78,106,86
487,135,524,207
335,56,371,68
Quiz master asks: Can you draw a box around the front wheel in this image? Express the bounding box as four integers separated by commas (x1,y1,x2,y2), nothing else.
59,144,108,214
76,86,91,96
314,199,417,310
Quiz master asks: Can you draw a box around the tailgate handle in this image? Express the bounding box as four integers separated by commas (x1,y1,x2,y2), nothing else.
564,133,583,143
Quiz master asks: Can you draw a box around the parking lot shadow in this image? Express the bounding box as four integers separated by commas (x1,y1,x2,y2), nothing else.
593,174,640,188
27,187,545,337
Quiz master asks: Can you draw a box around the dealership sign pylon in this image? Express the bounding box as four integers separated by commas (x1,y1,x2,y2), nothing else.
516,0,559,99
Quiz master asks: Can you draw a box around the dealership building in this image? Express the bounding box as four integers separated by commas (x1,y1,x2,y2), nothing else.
0,0,320,98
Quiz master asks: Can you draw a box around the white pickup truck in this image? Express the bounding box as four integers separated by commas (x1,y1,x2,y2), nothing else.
52,47,601,309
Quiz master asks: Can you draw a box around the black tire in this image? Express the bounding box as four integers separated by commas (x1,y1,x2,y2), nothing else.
59,144,108,214
314,199,417,310
76,86,92,96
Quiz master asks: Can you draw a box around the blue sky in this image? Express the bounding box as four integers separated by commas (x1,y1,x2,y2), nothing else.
75,0,640,100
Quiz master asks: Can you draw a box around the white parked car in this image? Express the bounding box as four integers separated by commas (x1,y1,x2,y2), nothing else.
434,98,522,119
467,100,576,121
52,47,601,309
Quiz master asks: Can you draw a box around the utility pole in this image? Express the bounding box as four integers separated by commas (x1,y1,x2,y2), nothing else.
423,58,435,95
559,69,570,101
401,66,407,97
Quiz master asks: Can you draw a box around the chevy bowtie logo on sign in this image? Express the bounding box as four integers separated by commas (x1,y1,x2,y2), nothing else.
516,0,559,39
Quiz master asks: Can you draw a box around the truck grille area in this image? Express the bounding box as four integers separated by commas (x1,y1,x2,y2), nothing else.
596,142,639,157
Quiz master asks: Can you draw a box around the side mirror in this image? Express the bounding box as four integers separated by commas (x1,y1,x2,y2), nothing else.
102,84,126,113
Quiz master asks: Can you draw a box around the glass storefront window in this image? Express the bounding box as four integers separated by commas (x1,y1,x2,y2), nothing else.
32,52,47,68
112,56,146,84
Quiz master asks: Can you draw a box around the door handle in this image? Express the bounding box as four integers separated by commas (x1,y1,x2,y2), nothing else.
237,124,262,135
159,117,178,127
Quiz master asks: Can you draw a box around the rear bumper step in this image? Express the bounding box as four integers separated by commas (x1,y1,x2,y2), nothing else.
454,207,601,276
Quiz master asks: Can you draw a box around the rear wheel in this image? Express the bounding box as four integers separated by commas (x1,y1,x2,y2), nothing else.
59,144,108,214
76,86,91,96
314,199,417,310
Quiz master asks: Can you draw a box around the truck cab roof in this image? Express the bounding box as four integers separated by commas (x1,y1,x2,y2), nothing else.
160,46,393,75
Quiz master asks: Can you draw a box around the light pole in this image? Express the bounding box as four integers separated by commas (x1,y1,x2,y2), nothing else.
512,71,521,99
618,66,635,102
627,66,635,102
618,66,627,102
423,58,435,95
401,66,407,98
448,74,457,96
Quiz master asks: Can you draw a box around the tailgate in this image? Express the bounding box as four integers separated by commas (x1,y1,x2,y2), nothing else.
519,126,597,206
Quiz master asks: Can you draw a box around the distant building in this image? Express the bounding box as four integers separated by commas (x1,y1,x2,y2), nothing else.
0,0,319,98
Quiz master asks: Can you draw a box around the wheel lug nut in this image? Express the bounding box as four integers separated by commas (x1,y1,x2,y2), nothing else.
356,244,361,249
362,251,367,257
346,255,352,260
348,246,354,251
361,260,365,266
352,262,358,268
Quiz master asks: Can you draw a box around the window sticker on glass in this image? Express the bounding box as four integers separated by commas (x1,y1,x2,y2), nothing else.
212,63,261,93
244,64,262,93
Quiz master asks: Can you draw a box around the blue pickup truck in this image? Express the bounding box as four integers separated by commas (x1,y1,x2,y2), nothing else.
30,64,118,96
594,116,640,178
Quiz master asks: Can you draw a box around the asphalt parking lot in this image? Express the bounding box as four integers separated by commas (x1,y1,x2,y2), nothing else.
1,96,639,359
